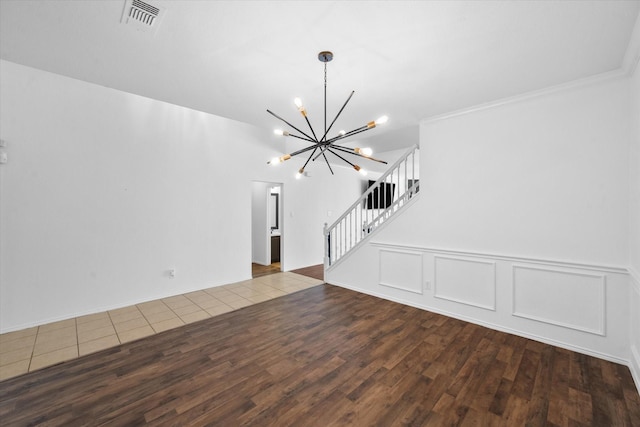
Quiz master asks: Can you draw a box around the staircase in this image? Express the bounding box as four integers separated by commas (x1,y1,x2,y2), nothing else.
324,145,420,268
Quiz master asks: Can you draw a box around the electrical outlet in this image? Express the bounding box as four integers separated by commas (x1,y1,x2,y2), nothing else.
169,269,176,278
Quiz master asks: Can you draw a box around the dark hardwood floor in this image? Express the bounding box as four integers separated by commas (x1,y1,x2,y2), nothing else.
291,264,324,281
1,285,638,426
251,262,281,278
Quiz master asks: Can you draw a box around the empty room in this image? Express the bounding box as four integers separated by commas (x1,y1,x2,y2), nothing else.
1,1,639,425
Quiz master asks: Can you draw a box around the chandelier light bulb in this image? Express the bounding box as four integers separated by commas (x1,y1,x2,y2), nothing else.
368,116,388,128
268,154,292,165
294,97,307,117
353,165,367,176
339,130,346,136
375,115,388,125
296,168,304,179
355,147,373,156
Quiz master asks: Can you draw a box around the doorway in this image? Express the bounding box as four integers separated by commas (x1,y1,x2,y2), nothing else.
251,181,283,278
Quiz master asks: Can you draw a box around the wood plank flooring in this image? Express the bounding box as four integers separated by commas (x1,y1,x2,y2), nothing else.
251,262,281,278
290,264,324,281
0,284,638,426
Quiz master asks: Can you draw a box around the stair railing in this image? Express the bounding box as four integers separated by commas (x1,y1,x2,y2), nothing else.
324,145,420,268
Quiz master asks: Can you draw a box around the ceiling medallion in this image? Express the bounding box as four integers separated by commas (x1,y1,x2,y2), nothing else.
267,51,388,179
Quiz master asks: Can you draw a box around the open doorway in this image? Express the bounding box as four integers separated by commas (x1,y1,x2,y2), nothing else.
251,181,282,278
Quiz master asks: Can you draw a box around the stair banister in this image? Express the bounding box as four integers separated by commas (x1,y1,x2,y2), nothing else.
324,144,419,268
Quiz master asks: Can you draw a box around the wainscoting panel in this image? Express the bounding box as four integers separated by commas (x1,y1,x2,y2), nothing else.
434,256,496,310
512,265,606,336
379,249,423,294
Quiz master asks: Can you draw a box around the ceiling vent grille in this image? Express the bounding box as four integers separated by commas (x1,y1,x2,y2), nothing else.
121,0,165,33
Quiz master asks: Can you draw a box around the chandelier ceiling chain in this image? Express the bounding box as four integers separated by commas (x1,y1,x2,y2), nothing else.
267,51,388,179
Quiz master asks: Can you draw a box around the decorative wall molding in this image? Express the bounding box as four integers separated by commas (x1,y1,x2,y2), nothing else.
379,249,423,294
369,242,629,275
511,265,606,336
433,255,496,311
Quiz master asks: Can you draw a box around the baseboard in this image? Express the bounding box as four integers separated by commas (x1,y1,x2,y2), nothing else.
630,270,640,393
631,344,640,394
327,279,630,367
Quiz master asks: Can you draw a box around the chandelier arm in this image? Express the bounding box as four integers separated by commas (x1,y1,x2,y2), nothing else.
330,146,388,164
289,144,322,158
311,144,331,162
327,148,357,168
321,151,334,175
326,126,372,144
325,125,369,144
320,91,355,143
267,109,316,142
300,146,319,171
303,116,319,142
311,144,387,164
288,133,317,144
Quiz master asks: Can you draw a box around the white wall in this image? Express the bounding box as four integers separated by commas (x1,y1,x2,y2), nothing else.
0,60,363,332
328,74,634,366
390,78,631,266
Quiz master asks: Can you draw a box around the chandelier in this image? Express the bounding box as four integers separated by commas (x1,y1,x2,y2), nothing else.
267,51,388,178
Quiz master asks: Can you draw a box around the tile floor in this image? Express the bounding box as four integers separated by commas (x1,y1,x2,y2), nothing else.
0,271,323,381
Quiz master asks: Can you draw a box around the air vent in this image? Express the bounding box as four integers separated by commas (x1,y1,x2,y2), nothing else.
121,0,165,33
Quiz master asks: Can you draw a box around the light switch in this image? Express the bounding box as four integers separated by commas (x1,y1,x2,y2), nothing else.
0,139,6,148
0,152,7,164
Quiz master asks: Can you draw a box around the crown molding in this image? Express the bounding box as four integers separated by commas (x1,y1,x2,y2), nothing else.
630,267,640,294
622,10,640,76
421,68,627,125
423,11,640,126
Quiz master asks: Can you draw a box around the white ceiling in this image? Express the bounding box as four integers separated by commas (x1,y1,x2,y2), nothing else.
1,0,639,153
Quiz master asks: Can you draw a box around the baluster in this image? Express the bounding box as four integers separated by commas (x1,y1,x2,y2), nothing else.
349,210,353,250
403,156,406,202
